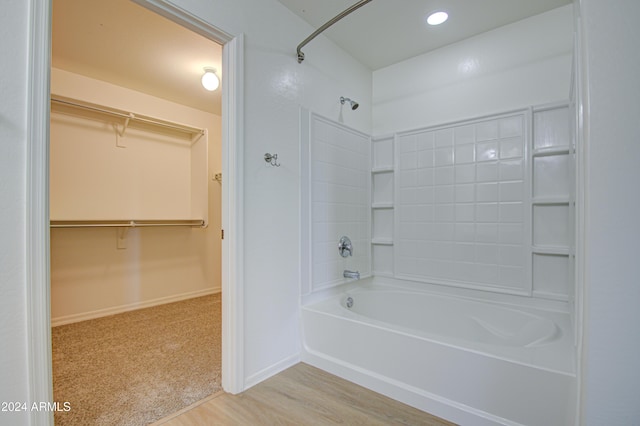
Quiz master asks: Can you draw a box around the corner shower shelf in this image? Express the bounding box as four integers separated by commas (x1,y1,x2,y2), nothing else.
532,198,571,205
371,238,393,245
532,146,572,157
50,96,206,143
532,246,571,256
372,203,394,209
372,166,394,173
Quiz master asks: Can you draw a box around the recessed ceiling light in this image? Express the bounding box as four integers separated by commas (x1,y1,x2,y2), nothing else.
427,11,448,26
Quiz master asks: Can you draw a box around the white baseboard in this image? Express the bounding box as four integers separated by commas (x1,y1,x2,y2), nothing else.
51,287,220,327
243,353,300,390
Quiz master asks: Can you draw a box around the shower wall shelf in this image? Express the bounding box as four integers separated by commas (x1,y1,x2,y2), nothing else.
50,96,206,143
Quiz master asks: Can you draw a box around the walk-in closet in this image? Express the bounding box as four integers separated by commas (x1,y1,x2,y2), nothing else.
49,1,223,424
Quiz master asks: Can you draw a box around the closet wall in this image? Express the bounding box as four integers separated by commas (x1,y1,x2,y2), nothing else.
50,68,221,325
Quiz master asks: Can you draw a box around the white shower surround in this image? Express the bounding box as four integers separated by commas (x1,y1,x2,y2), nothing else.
302,280,575,425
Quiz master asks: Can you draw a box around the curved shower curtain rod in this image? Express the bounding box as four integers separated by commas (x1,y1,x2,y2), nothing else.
296,0,374,64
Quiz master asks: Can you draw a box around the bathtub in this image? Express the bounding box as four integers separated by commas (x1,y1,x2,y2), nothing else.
301,283,576,426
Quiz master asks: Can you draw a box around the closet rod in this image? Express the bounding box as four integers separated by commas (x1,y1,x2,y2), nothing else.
50,97,205,137
50,219,205,228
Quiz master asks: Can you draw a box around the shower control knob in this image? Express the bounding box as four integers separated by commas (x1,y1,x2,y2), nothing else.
338,236,353,257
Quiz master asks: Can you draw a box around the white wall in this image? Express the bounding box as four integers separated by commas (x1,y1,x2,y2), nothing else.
373,5,574,135
578,0,640,423
164,0,372,386
1,0,371,422
49,69,222,324
0,1,30,423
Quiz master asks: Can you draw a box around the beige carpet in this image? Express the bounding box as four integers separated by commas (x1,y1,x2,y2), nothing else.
52,294,222,426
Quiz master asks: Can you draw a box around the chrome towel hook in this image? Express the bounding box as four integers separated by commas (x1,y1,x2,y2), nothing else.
264,153,280,167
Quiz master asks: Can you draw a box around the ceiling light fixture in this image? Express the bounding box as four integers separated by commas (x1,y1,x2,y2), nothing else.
426,11,448,26
201,67,219,91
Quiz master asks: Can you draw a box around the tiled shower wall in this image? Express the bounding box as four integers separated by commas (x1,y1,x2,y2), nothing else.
301,112,371,296
372,104,573,300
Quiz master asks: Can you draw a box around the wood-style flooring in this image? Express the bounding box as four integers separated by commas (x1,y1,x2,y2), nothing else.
153,363,456,425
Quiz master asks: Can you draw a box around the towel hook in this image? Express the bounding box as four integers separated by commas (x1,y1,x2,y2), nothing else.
264,153,280,167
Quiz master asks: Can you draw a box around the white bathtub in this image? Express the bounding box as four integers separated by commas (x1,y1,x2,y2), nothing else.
301,283,576,426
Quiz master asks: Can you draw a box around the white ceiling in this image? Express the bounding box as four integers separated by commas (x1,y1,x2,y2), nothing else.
52,0,223,115
52,0,571,115
278,0,572,70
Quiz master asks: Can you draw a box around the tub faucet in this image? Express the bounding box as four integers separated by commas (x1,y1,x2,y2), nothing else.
343,270,360,280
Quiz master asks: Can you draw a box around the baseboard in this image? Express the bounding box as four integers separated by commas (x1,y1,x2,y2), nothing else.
51,287,220,327
243,353,300,390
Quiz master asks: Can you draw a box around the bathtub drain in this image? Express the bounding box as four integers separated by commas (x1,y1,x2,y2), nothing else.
346,297,354,308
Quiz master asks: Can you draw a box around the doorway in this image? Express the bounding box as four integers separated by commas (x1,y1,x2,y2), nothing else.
26,0,244,424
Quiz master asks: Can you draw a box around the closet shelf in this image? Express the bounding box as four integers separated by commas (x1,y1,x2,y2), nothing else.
51,96,206,142
50,219,206,229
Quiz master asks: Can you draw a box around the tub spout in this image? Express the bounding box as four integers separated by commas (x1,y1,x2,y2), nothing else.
343,270,360,279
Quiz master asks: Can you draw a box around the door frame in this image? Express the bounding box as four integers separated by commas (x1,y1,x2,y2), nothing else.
26,1,245,424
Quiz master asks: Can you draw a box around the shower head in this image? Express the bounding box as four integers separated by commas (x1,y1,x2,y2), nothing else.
340,96,359,110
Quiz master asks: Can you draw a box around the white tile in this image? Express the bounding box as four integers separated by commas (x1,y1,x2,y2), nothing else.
400,152,418,170
417,205,435,221
418,149,434,168
416,187,434,204
499,202,523,223
476,203,498,223
435,147,454,166
455,144,475,164
455,184,475,202
499,137,523,159
435,204,455,222
499,181,523,202
433,223,454,241
476,141,498,162
435,128,454,147
499,223,523,244
455,125,475,145
476,162,498,182
476,120,499,141
499,159,523,180
435,185,455,203
476,182,498,202
399,134,417,153
476,243,499,264
418,168,434,186
399,188,417,205
417,131,435,150
499,116,523,138
455,164,476,183
475,263,499,284
455,223,475,242
435,166,454,185
499,266,525,288
399,169,417,188
455,204,475,222
476,223,498,242
454,262,477,282
499,245,524,267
